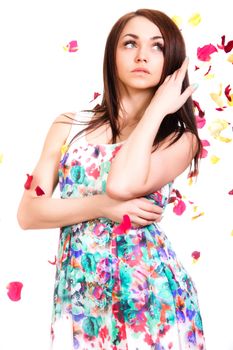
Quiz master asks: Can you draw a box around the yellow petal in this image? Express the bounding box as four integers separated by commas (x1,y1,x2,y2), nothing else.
188,178,193,186
0,153,3,164
171,16,183,27
231,230,233,236
210,155,220,164
204,73,215,80
227,94,233,106
61,144,68,155
192,212,204,220
188,12,202,26
193,205,198,212
210,93,224,107
217,136,232,143
227,54,233,63
208,119,229,138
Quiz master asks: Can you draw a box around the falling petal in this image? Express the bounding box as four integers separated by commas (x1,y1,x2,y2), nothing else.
196,115,206,128
188,13,202,26
171,16,183,27
210,93,224,108
227,94,233,106
195,65,200,71
208,119,229,139
113,214,131,235
63,40,78,53
173,200,186,216
224,85,232,102
89,92,101,102
210,155,220,164
199,139,210,158
6,281,23,301
227,54,233,63
231,230,233,236
35,186,45,196
24,174,33,190
48,256,57,265
192,212,204,220
0,153,3,164
219,135,232,142
197,44,218,61
193,100,205,118
192,251,200,260
228,189,233,195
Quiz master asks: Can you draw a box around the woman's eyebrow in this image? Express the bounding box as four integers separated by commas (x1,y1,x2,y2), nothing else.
122,33,163,40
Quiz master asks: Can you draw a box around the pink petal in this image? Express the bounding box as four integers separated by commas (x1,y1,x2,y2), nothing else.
48,256,57,265
6,281,23,301
35,186,45,196
173,200,186,215
191,251,201,260
197,44,218,61
228,189,233,195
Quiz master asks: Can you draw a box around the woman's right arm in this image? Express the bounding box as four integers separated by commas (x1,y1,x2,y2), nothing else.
17,114,162,230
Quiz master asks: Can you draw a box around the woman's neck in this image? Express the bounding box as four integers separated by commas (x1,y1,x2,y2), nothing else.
119,88,154,126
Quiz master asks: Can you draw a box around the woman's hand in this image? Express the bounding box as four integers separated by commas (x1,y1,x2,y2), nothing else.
148,57,198,116
101,194,163,227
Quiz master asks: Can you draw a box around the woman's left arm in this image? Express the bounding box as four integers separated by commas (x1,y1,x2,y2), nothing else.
106,58,198,200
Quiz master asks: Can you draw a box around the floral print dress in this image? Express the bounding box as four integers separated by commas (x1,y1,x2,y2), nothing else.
50,121,206,350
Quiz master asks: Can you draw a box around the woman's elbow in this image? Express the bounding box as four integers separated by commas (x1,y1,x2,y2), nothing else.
17,207,31,230
106,181,136,200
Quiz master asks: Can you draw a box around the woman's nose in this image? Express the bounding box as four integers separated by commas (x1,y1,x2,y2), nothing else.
135,48,148,63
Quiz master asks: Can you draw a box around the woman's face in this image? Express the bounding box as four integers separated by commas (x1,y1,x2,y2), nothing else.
116,16,164,93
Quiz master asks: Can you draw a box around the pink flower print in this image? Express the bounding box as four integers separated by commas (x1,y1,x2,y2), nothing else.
86,163,100,179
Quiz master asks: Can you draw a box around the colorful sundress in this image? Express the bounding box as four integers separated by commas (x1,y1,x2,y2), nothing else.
50,119,205,350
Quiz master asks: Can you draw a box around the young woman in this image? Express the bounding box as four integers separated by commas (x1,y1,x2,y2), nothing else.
17,8,205,350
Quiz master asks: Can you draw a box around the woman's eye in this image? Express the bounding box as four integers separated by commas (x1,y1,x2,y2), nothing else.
152,43,164,51
124,41,136,48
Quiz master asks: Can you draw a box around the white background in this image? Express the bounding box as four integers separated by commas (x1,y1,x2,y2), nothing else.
0,0,232,349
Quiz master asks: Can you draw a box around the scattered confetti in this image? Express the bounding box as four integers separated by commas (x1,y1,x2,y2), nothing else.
188,13,201,27
63,40,78,53
6,281,23,301
24,174,33,190
197,44,218,61
35,186,45,196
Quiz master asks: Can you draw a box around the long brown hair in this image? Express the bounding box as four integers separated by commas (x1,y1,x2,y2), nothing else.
63,9,202,174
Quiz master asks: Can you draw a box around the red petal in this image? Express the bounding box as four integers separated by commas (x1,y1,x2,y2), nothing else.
204,65,212,76
48,256,57,265
228,189,233,195
191,251,201,260
24,174,33,190
194,65,200,71
35,185,45,196
224,39,233,53
6,281,23,301
173,200,186,215
224,84,232,101
197,44,218,61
